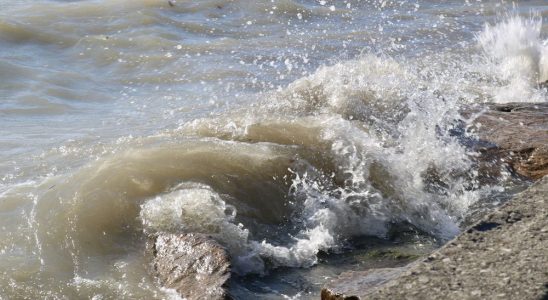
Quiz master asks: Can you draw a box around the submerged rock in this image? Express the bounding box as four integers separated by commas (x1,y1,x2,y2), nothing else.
147,233,232,300
321,268,406,300
465,102,548,180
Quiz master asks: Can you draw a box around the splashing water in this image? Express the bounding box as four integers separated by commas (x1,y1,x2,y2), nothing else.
478,14,548,102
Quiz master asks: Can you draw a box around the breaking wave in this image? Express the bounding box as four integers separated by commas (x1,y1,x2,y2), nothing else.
0,6,546,298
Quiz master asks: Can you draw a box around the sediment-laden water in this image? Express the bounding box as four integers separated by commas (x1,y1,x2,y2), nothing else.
1,0,547,299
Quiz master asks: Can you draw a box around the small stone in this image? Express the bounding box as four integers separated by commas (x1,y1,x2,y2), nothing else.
418,276,430,284
471,290,482,296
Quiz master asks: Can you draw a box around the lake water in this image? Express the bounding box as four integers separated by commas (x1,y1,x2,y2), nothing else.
0,0,547,299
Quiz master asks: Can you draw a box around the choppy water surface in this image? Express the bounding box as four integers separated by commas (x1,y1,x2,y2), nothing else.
1,0,547,299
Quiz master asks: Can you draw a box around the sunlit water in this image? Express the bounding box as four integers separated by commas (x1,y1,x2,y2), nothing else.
1,0,547,299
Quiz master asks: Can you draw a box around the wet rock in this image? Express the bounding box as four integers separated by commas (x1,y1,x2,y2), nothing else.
147,233,232,300
464,102,548,181
321,268,405,300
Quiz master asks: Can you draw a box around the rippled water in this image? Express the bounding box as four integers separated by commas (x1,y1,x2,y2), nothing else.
1,0,547,299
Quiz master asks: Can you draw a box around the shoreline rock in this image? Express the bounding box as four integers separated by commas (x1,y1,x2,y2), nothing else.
147,233,232,300
464,102,548,181
364,176,548,299
322,176,547,299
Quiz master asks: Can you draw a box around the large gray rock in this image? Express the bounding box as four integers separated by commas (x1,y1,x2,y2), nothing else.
147,233,232,300
326,177,548,299
465,102,548,180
